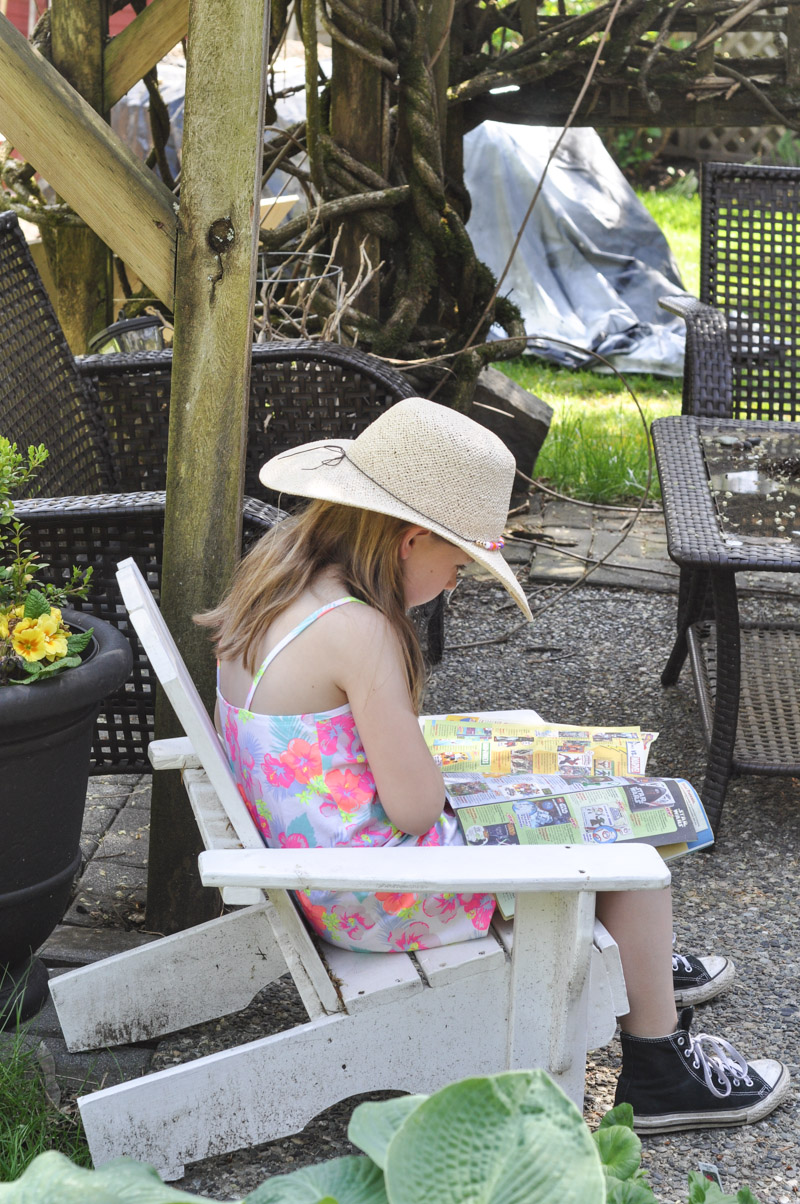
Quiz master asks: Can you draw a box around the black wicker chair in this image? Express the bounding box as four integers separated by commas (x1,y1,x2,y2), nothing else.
656,164,800,824
0,211,423,774
660,161,800,422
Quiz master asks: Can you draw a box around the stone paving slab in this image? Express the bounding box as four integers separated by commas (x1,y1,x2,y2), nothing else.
63,858,147,929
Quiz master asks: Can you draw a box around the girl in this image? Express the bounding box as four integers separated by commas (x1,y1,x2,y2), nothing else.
201,396,789,1134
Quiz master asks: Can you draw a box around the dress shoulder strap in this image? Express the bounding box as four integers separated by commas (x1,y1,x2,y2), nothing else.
244,596,364,710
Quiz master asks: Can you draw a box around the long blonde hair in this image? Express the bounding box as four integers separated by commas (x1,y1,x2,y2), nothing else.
197,501,427,709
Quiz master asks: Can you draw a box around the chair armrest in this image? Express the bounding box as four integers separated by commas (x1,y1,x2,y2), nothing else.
14,491,284,529
199,844,671,894
658,294,733,419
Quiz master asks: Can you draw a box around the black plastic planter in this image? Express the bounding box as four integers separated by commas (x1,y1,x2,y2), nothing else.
0,610,132,1025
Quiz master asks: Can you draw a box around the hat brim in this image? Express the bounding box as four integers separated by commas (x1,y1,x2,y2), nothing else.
261,438,533,621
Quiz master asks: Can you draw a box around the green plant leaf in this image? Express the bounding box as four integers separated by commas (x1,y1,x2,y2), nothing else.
384,1070,605,1204
11,656,83,684
245,1155,387,1204
66,629,93,655
22,590,50,620
347,1096,428,1170
604,1180,658,1204
0,1151,227,1202
598,1103,635,1131
594,1123,643,1180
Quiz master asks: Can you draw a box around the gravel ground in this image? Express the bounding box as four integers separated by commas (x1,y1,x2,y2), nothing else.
158,575,800,1203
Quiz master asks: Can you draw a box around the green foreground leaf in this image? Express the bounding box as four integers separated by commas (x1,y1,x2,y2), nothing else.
347,1096,427,1170
245,1155,387,1204
0,1152,225,1204
384,1069,605,1204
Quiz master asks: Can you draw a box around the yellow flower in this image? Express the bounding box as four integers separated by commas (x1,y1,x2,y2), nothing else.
37,612,59,636
49,607,62,625
0,611,9,640
12,624,47,662
43,631,68,661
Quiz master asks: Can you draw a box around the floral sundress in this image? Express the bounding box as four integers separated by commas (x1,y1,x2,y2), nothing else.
216,596,496,953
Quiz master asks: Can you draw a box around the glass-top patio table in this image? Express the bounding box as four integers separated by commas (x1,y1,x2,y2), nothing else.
652,415,800,835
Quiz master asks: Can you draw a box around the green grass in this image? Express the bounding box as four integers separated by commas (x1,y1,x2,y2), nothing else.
0,1015,92,1181
496,183,699,504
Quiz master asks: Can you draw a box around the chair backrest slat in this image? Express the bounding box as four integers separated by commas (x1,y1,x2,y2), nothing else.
115,557,339,1016
701,162,800,423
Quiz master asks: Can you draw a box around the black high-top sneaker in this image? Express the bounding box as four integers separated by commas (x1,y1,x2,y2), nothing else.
673,951,735,1005
616,1008,791,1134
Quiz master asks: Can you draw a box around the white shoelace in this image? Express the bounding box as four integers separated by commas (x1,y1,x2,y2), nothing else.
683,1030,753,1098
671,932,693,974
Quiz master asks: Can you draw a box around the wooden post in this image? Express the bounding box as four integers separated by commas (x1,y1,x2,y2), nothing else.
147,0,270,933
47,0,111,352
330,0,385,316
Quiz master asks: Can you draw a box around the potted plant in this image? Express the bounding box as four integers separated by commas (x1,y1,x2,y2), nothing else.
0,439,133,1026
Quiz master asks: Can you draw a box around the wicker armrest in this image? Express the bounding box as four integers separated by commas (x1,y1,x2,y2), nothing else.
659,294,733,420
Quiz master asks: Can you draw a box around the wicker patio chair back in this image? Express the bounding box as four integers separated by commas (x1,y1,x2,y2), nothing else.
0,211,115,495
82,339,417,495
698,162,800,422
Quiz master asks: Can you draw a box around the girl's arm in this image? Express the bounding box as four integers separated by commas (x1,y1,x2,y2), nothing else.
333,606,446,837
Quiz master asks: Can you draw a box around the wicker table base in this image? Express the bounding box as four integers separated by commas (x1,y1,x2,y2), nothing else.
688,621,800,776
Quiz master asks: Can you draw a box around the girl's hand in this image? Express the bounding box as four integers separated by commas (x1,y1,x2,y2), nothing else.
333,604,445,836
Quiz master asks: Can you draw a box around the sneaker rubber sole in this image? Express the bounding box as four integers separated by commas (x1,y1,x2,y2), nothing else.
674,955,735,1006
633,1062,792,1134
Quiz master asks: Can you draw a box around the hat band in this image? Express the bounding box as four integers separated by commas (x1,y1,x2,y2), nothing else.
280,444,506,552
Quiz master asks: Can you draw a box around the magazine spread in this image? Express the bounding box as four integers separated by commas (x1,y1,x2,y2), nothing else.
420,714,713,921
422,716,656,778
443,772,699,850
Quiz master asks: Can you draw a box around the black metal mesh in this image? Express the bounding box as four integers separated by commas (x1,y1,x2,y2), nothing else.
700,162,800,422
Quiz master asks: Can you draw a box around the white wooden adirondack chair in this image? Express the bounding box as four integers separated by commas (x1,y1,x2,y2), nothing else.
50,558,670,1181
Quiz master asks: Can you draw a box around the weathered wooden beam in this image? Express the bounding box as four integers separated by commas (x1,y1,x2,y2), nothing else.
330,0,385,315
104,0,189,110
150,0,270,933
0,14,177,306
48,0,112,353
463,80,800,130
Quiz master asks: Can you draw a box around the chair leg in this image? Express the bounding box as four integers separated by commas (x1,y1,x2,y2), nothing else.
50,904,286,1050
78,971,512,1179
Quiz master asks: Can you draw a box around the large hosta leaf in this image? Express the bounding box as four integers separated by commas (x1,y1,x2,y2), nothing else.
383,1070,605,1204
244,1155,387,1204
0,1153,224,1204
347,1096,427,1170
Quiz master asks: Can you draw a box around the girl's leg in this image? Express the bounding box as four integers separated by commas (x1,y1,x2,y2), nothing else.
596,886,677,1036
597,886,790,1134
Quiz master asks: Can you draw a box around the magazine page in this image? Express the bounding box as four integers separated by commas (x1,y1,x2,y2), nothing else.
423,719,657,777
444,772,698,849
657,779,714,861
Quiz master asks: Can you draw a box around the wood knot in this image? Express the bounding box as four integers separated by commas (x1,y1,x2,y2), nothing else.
208,218,235,254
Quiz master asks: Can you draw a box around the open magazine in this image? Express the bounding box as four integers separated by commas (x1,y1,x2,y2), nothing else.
422,714,713,920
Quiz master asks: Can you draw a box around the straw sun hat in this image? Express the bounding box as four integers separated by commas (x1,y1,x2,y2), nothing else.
259,396,532,620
